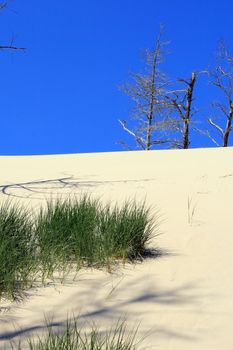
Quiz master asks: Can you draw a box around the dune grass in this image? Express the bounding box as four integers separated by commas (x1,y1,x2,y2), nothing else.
36,196,155,277
13,318,140,350
0,196,156,300
0,201,37,300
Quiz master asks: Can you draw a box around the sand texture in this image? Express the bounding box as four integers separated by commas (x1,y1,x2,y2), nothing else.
0,147,233,349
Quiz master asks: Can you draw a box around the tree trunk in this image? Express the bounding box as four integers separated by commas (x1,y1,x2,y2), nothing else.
183,120,190,149
146,38,161,150
183,72,196,149
223,105,233,147
146,71,156,151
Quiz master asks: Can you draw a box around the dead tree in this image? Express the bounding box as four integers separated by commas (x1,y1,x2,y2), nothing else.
118,30,171,150
0,2,25,52
0,44,25,51
164,72,197,149
207,42,233,147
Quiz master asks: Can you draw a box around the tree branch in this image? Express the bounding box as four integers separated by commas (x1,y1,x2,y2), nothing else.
151,139,172,145
116,140,133,151
118,120,146,149
207,118,224,136
194,127,220,147
164,94,184,119
0,45,26,51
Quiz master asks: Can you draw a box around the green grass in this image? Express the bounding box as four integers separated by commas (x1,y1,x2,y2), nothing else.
36,196,155,275
36,196,101,277
0,201,37,300
13,318,140,350
0,196,156,300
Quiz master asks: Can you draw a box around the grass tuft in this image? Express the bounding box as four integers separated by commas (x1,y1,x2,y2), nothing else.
36,197,155,273
0,201,37,300
0,196,157,300
13,318,140,350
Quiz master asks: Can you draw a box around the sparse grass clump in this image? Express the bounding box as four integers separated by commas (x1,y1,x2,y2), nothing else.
0,201,37,300
36,196,101,276
36,197,155,274
14,318,140,350
0,196,156,299
97,201,154,261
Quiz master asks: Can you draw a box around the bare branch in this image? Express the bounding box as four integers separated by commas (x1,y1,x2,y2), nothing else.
164,94,184,120
212,101,229,117
0,3,26,52
118,28,170,151
207,43,233,146
177,78,189,85
166,72,197,149
151,139,173,145
194,127,220,147
118,120,146,149
116,140,133,151
207,118,224,136
0,45,25,51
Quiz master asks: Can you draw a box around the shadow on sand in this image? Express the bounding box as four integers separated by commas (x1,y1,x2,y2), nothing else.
0,249,200,348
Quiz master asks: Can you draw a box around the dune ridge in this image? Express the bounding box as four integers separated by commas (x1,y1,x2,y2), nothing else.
0,147,233,349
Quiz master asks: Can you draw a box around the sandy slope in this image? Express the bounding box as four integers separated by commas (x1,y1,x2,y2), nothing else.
0,147,233,349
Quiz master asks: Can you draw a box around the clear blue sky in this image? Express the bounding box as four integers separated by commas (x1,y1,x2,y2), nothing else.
0,0,233,155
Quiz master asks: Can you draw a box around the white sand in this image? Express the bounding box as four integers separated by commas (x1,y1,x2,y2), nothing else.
0,147,233,349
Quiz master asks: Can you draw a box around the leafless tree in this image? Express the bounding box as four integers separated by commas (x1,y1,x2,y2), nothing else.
0,2,25,51
118,29,172,150
164,72,197,149
207,41,233,147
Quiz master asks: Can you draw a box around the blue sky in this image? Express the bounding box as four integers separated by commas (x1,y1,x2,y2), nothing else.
0,0,233,155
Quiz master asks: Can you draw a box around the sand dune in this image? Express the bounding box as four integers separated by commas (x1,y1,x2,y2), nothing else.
0,147,233,349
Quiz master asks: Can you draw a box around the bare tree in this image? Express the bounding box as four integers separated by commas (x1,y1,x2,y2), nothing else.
118,29,172,150
164,72,197,149
0,2,25,51
207,42,233,147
